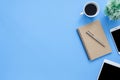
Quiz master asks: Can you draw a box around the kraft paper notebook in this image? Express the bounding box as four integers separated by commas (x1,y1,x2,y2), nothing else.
77,20,111,60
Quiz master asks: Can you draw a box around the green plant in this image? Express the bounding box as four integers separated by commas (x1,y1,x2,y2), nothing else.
105,0,120,20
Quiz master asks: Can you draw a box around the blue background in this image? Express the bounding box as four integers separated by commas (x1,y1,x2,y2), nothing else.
0,0,120,80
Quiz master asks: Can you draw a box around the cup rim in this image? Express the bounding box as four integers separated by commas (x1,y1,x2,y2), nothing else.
83,1,99,17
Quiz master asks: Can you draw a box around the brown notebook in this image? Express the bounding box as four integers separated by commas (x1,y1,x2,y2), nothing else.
77,20,111,60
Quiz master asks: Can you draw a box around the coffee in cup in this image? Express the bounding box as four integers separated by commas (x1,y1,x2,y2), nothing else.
80,1,99,17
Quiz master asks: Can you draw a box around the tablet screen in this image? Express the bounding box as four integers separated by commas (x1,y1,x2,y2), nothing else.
111,29,120,52
98,63,120,80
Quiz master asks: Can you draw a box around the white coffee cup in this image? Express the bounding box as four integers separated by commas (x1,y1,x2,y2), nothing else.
80,1,100,17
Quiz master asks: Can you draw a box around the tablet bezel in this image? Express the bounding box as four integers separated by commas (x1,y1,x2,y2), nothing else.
97,59,120,80
110,26,120,54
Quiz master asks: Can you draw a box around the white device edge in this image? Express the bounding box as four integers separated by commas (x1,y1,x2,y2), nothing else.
110,26,120,54
97,59,120,80
110,26,120,32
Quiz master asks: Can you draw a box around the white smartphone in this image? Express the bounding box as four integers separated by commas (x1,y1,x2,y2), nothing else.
110,26,120,54
97,59,120,80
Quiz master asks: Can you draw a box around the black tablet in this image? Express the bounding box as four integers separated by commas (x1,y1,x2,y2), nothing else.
97,59,120,80
110,26,120,54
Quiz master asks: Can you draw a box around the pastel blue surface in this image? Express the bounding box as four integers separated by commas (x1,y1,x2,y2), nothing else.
0,0,120,80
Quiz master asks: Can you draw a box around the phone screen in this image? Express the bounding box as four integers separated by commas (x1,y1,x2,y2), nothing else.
111,29,120,52
98,63,120,80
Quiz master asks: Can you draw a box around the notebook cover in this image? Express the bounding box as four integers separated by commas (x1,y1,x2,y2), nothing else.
77,20,111,60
